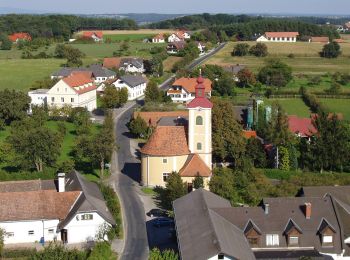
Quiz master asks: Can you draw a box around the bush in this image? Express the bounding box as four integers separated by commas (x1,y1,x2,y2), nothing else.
258,59,293,87
249,43,268,57
320,41,341,58
2,248,37,258
128,115,149,138
88,242,116,260
231,43,249,56
287,53,295,59
29,243,87,260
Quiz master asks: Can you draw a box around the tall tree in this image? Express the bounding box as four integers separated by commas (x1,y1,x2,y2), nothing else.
164,172,187,209
0,34,12,50
231,43,250,56
249,43,268,57
144,80,162,103
258,58,292,87
320,41,341,58
0,89,30,125
101,85,128,109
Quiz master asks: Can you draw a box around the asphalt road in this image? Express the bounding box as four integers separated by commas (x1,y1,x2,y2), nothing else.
113,103,149,260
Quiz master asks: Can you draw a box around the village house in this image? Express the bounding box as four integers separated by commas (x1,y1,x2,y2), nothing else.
168,30,191,43
8,32,31,43
174,188,350,260
0,171,115,245
82,31,103,42
112,74,147,100
119,58,145,74
257,32,299,42
288,115,317,138
51,64,116,84
223,64,246,81
141,76,212,190
28,89,49,113
196,41,206,55
47,72,97,112
167,77,212,103
103,57,121,70
167,41,186,54
152,33,165,43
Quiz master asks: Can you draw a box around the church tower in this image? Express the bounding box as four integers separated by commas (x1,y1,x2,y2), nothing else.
187,76,213,168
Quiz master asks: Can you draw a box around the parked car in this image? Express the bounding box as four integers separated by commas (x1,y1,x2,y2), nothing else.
153,218,175,228
147,208,168,217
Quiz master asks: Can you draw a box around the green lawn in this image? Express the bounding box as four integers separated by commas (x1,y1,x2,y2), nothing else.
104,34,154,42
319,98,350,121
264,98,312,117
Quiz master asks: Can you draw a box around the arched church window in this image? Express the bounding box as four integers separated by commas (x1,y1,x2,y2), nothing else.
196,116,203,125
197,143,202,150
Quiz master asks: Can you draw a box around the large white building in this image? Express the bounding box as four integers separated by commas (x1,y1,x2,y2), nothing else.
112,75,147,100
257,32,299,42
47,72,97,112
0,171,115,245
168,31,191,43
28,89,49,113
119,58,145,74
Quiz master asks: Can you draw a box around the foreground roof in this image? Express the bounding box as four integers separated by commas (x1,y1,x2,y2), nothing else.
8,32,31,42
134,111,189,127
141,126,190,156
103,57,121,69
52,64,116,78
179,154,211,177
288,115,317,137
120,75,147,88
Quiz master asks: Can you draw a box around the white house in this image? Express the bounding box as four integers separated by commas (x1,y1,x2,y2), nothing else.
167,77,212,103
196,42,206,55
168,31,191,43
119,58,145,74
28,89,49,113
82,31,103,42
152,33,165,43
47,72,97,112
257,32,299,42
0,171,115,245
113,75,147,100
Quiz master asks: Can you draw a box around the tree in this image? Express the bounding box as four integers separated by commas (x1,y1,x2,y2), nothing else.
54,44,66,58
101,85,128,109
179,41,200,58
144,80,162,103
0,89,30,125
8,119,62,171
249,43,268,57
237,68,256,88
213,75,235,96
258,58,293,87
0,34,12,50
63,45,85,67
212,98,246,166
278,146,290,171
231,43,249,56
320,41,341,58
326,82,342,95
70,108,92,136
129,115,149,138
149,248,179,260
164,172,187,209
245,138,267,168
193,175,204,189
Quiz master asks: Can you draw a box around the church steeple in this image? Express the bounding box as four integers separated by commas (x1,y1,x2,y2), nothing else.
187,75,213,109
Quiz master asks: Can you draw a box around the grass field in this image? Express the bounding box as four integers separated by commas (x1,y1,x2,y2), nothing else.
206,41,350,74
264,98,312,117
76,29,173,36
104,34,153,42
163,56,182,72
319,98,350,121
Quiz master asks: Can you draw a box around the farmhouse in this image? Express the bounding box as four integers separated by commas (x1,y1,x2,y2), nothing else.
47,72,97,112
174,188,350,260
82,31,103,42
257,32,299,42
28,89,49,113
112,74,147,100
167,77,212,103
141,76,212,189
152,33,165,43
288,115,316,138
167,41,186,54
119,58,145,74
168,30,191,43
8,32,31,43
0,171,115,245
103,57,121,69
223,64,246,81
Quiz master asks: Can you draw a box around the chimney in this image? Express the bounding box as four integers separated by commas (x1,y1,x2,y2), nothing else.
264,203,269,215
57,173,66,192
305,202,312,219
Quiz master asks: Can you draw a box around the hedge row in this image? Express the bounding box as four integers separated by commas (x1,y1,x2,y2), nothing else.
300,87,328,113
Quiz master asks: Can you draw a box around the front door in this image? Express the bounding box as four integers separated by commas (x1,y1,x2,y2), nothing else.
187,183,193,193
61,229,68,244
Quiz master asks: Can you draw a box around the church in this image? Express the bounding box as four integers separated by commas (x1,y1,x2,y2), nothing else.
140,76,213,190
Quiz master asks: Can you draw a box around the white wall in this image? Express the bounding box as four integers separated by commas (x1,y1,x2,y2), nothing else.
0,219,60,244
208,254,234,260
64,212,109,243
113,80,146,100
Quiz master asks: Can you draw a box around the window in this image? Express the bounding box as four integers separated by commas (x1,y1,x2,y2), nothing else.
196,116,203,125
6,232,14,237
162,158,168,164
71,98,74,102
51,97,55,102
218,254,224,259
65,88,67,92
28,230,35,236
198,90,203,97
289,236,299,246
81,214,94,221
163,173,170,182
48,229,54,234
266,234,279,246
57,88,59,92
197,143,202,150
323,235,333,244
61,97,64,102
247,237,259,247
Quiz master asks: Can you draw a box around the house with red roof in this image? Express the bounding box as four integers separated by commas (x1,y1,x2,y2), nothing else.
168,30,191,43
82,31,103,42
8,32,31,43
288,115,317,138
257,32,299,43
167,77,212,103
141,76,212,190
152,33,165,43
46,72,97,111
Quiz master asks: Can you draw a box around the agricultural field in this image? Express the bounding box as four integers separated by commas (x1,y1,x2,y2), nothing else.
319,98,350,121
206,41,350,75
104,34,153,42
76,29,174,36
263,98,312,117
163,56,183,72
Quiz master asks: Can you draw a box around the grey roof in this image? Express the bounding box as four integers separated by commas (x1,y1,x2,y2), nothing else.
59,171,115,228
29,89,49,94
223,64,246,75
51,64,116,78
0,179,55,192
173,189,255,260
120,58,144,69
157,116,188,127
120,75,147,88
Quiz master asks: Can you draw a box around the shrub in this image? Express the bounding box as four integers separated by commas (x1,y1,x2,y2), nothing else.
249,43,268,57
88,241,116,260
231,43,250,56
320,41,341,58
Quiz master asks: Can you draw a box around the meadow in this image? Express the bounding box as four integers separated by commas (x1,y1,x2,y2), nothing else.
319,98,350,121
263,98,312,117
206,41,350,75
104,34,153,42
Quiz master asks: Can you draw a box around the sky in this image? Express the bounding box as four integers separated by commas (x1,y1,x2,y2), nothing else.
0,0,350,15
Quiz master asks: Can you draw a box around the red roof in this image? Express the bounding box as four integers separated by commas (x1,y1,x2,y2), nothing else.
179,154,211,177
103,57,121,69
288,115,317,137
134,111,189,127
311,37,329,43
153,33,164,40
62,73,96,94
8,32,31,42
187,77,213,109
242,130,257,139
334,39,346,43
82,31,103,39
265,32,299,38
171,77,212,94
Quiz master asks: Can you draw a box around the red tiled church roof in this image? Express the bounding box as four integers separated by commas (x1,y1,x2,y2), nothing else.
179,154,211,177
134,111,189,127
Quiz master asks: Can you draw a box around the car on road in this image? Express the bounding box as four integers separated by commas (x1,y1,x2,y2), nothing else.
153,218,175,228
147,208,168,217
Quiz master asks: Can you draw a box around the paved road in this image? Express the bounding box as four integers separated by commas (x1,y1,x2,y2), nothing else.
112,101,149,260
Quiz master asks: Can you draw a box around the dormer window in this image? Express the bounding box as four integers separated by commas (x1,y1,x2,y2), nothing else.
244,220,261,247
284,219,302,247
318,218,336,247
